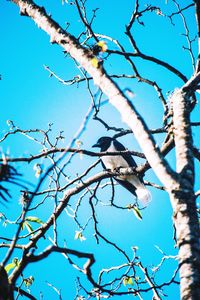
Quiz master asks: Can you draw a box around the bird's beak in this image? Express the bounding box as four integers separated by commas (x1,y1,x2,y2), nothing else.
92,142,100,148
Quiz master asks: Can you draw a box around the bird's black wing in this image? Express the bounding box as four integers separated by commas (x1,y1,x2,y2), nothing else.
100,159,107,170
113,139,144,187
113,139,137,167
114,177,137,197
99,145,137,196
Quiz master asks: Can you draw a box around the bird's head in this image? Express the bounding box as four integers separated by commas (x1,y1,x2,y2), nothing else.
92,136,113,152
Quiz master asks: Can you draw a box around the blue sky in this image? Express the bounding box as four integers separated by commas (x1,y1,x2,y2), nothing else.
0,1,199,299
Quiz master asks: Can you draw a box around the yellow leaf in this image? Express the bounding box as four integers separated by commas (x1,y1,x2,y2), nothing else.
123,277,134,286
91,57,99,68
5,257,19,273
132,205,143,221
97,40,108,52
24,276,34,287
74,230,86,242
5,262,16,273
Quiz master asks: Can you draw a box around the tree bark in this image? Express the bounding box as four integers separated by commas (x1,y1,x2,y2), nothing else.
0,266,14,300
171,89,200,299
170,190,200,300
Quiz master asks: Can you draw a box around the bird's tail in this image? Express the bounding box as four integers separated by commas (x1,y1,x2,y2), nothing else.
136,185,151,206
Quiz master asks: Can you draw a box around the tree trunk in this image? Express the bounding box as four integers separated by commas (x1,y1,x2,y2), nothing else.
171,89,200,299
170,190,200,300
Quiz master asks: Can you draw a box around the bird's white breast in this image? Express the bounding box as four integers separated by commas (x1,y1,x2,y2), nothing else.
100,140,150,204
101,142,129,172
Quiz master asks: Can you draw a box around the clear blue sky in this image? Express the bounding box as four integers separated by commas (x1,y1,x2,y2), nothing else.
0,1,199,299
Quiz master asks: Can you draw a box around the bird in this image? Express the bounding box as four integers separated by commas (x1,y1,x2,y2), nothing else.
92,136,151,205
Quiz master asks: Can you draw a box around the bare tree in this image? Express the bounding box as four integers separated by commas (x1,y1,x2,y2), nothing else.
0,0,200,299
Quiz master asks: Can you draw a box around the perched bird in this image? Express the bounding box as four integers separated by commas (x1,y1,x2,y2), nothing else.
92,136,151,205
